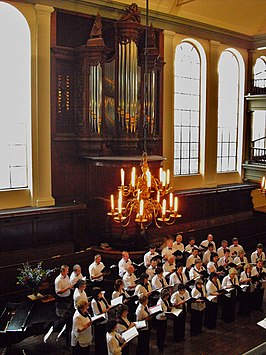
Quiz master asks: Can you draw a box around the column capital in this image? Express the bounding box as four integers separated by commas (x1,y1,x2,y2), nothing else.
34,4,54,15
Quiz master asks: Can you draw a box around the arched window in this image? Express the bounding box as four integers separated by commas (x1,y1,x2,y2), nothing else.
174,41,204,175
0,2,31,190
254,57,266,88
217,49,244,173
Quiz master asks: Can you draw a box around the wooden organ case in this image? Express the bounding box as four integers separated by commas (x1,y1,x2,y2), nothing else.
51,4,164,247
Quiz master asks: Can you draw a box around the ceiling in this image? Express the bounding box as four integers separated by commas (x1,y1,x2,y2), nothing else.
109,0,266,36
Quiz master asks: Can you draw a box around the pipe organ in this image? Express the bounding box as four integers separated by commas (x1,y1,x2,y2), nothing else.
52,3,164,157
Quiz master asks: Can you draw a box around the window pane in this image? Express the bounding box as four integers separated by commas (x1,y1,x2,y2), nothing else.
174,42,201,175
217,50,240,172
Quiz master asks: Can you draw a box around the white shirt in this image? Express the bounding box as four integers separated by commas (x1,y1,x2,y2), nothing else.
169,271,188,287
234,256,248,265
189,266,206,281
185,244,198,253
222,274,239,288
71,309,92,347
54,274,71,297
151,274,168,290
157,297,172,313
118,258,132,278
200,239,216,252
70,271,84,286
163,261,176,274
91,297,109,316
89,261,105,282
218,256,233,267
73,288,88,309
112,289,129,300
146,265,156,281
144,251,159,267
251,251,266,264
206,279,221,302
161,246,176,260
136,303,149,321
134,282,152,297
191,286,206,311
202,250,212,264
173,242,185,252
171,290,190,309
106,331,123,355
217,246,228,258
186,254,197,269
229,244,244,257
122,272,137,291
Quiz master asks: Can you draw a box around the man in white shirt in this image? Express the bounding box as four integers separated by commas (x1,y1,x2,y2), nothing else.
88,254,105,283
163,255,176,274
229,237,245,257
251,243,266,264
146,257,158,281
173,234,185,252
185,237,198,254
54,264,73,298
199,234,216,252
186,247,199,270
123,264,137,293
118,251,132,277
217,240,229,258
70,264,84,286
161,236,176,261
143,243,159,267
202,243,215,265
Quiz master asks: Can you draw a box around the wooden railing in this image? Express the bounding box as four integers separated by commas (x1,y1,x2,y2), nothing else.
250,136,266,164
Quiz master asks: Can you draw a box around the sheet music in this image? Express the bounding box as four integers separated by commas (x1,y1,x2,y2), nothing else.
165,309,182,317
122,326,139,342
148,304,162,315
257,318,266,329
207,295,217,302
111,296,123,307
134,320,146,329
91,313,106,322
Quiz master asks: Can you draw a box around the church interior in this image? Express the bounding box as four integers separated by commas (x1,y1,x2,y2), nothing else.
1,0,266,354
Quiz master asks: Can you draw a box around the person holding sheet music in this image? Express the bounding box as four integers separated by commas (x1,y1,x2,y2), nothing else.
251,259,266,312
229,237,245,258
251,243,266,264
190,279,206,336
234,249,248,272
239,263,253,316
199,233,217,252
205,272,222,329
73,279,88,310
218,248,233,272
146,257,158,281
118,251,132,278
173,234,185,252
202,243,215,265
70,264,84,286
144,243,159,267
171,283,190,342
112,279,130,301
217,239,229,258
186,247,200,270
91,287,110,355
88,254,105,285
156,289,171,353
134,273,152,298
206,252,221,275
189,258,207,281
163,255,176,274
221,267,239,323
151,267,168,290
116,304,135,355
71,299,93,354
185,236,198,254
161,235,176,261
106,319,128,355
135,294,150,355
169,263,188,292
122,264,137,295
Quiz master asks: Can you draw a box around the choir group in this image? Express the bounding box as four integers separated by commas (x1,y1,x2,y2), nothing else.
53,234,266,355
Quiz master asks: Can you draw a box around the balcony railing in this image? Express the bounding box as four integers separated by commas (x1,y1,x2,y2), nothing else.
250,136,266,164
249,79,266,95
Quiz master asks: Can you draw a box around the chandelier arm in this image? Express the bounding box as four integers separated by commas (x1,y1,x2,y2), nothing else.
163,217,177,226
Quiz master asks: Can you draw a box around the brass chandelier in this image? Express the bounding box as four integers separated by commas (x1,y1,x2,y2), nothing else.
108,152,181,229
261,176,266,195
